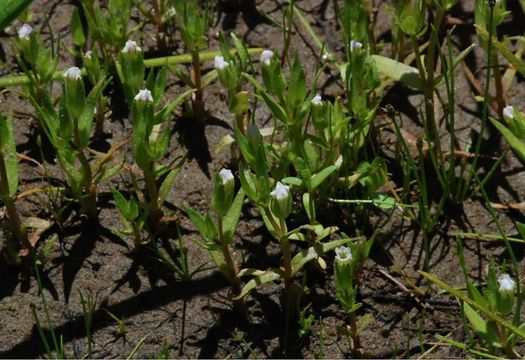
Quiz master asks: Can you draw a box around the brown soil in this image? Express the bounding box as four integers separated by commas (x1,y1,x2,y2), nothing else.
1,0,525,358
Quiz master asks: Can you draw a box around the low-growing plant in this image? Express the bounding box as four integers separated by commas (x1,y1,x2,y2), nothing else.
29,70,114,219
185,168,245,304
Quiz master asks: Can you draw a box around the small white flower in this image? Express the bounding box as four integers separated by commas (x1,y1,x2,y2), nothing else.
503,105,514,120
322,52,330,61
350,40,363,52
165,6,176,18
260,50,274,66
122,39,141,53
219,168,234,186
271,182,290,201
63,66,82,80
311,94,323,106
335,246,352,262
84,50,93,59
134,89,153,102
18,24,33,39
214,55,230,70
498,274,516,293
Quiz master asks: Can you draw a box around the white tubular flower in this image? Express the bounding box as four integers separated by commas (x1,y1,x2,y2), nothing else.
63,66,82,80
350,40,363,52
123,39,141,53
84,50,93,59
498,273,516,293
335,246,352,263
260,50,274,66
219,168,234,186
503,105,514,120
270,181,292,219
271,181,290,201
311,94,323,106
18,24,33,39
214,55,229,70
134,89,153,102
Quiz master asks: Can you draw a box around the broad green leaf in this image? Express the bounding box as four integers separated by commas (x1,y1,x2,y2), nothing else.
234,268,283,299
419,271,525,339
0,115,18,197
0,0,33,31
291,238,354,274
490,117,525,161
370,55,423,90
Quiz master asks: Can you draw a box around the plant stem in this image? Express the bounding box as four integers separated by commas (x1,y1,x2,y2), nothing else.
217,216,241,297
0,49,264,88
191,50,206,123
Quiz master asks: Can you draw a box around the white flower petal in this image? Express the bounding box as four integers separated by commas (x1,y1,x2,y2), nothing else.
311,94,323,106
63,66,82,80
123,39,141,53
18,24,33,39
335,246,352,262
503,105,514,120
260,50,274,66
219,168,234,185
214,55,229,70
134,89,153,102
498,273,516,293
270,181,290,201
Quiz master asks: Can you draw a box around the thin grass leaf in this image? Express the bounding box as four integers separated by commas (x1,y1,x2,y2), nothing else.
0,0,33,31
489,117,525,161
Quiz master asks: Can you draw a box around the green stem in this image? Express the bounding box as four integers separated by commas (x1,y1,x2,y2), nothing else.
217,216,241,297
0,48,263,88
191,50,206,122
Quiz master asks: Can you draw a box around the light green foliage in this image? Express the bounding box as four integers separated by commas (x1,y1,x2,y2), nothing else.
172,0,209,52
0,0,33,31
0,115,19,198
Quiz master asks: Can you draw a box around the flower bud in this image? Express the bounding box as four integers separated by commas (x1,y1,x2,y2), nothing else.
311,94,328,129
503,105,525,139
212,168,235,217
214,55,236,89
134,89,153,103
214,55,229,70
334,246,356,310
270,181,292,219
260,50,274,66
350,40,363,52
63,66,85,119
18,24,33,39
497,273,516,315
122,39,141,54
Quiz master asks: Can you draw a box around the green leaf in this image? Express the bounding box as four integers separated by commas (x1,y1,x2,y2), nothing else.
158,166,181,205
475,27,525,77
234,268,283,299
0,115,18,197
78,76,111,149
243,73,288,124
288,54,307,108
221,189,245,244
184,207,217,241
371,55,423,90
291,238,354,274
71,7,86,46
282,177,303,187
310,165,337,191
0,0,33,31
419,270,525,340
490,117,525,161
